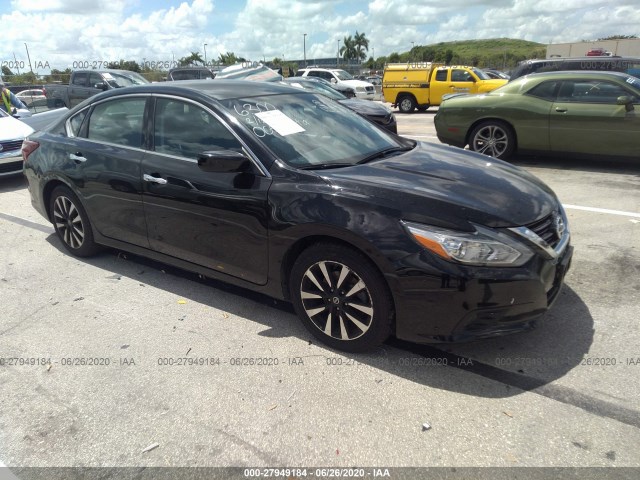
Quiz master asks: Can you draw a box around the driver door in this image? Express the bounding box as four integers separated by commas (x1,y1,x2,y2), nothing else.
141,97,272,285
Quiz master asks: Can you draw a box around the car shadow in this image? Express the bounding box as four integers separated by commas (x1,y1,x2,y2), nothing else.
0,174,27,193
42,233,595,404
509,154,640,174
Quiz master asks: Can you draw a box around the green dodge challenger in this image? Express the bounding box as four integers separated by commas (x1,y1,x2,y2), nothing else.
434,71,640,161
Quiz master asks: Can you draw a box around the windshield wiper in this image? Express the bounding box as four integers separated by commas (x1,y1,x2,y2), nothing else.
299,163,355,170
356,146,413,165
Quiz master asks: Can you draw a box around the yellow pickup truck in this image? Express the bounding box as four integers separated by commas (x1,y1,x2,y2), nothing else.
382,63,507,112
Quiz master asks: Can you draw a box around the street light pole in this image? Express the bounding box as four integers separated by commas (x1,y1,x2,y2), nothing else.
337,40,340,68
204,43,207,66
303,33,307,68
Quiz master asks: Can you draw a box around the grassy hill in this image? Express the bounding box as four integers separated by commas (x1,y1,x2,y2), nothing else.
379,38,547,70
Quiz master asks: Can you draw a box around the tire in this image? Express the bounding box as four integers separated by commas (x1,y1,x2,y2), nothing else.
289,243,393,352
468,120,516,160
49,186,101,257
397,95,416,113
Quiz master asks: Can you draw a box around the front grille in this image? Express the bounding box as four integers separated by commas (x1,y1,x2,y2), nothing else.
0,140,23,153
526,213,560,248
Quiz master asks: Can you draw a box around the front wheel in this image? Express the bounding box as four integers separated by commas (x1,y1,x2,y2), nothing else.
468,120,516,160
290,243,393,352
49,186,101,257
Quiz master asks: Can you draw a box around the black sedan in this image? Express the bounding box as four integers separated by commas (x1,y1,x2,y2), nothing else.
283,77,397,133
23,80,572,352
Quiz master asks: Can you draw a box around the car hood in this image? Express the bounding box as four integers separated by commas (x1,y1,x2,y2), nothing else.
320,142,558,229
338,98,391,116
0,115,35,140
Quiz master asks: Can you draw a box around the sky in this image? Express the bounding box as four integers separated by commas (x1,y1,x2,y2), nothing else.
1,0,638,73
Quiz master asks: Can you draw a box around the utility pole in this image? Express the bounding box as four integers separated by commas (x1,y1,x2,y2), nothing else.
204,44,208,66
303,33,307,68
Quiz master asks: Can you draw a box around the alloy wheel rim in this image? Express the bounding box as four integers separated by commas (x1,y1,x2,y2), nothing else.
299,260,374,341
473,125,508,157
53,196,85,249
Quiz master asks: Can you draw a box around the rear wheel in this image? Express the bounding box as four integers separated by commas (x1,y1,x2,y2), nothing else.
397,95,416,113
49,186,101,257
290,243,393,352
468,120,516,159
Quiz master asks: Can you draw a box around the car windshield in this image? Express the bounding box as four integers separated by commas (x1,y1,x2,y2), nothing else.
333,70,354,81
222,92,410,168
104,72,149,88
284,80,346,100
472,68,491,80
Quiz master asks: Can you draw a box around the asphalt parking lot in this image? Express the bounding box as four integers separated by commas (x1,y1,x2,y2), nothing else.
0,108,639,479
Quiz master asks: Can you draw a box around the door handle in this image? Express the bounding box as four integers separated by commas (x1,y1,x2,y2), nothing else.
143,174,168,185
69,153,86,162
555,107,567,113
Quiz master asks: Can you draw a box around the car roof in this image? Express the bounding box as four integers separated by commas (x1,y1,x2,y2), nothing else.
525,70,633,80
89,79,304,102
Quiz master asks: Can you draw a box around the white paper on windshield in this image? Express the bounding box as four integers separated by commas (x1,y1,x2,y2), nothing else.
102,73,114,79
255,110,305,136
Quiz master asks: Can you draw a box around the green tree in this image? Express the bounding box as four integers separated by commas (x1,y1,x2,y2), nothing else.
106,60,141,72
388,52,400,63
340,35,357,62
354,31,369,61
178,52,205,66
218,52,240,65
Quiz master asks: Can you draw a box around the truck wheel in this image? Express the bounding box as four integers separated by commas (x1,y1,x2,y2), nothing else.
398,95,416,113
289,243,393,352
469,120,516,160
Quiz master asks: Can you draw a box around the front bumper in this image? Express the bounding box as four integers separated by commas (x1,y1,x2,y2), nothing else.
0,151,24,177
390,240,573,343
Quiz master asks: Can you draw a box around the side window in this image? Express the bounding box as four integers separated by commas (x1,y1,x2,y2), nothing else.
435,69,448,82
68,109,88,137
86,97,146,147
558,80,634,104
526,81,559,101
153,98,242,160
72,73,88,87
88,73,103,88
451,69,472,82
306,70,320,78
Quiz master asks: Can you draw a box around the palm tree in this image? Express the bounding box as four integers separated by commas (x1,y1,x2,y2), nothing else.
339,35,357,62
218,52,238,65
354,31,369,62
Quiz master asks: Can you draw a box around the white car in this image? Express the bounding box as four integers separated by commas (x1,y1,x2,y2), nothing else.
0,109,34,177
296,67,376,100
16,88,47,107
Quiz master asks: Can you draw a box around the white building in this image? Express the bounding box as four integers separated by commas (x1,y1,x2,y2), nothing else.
547,39,640,58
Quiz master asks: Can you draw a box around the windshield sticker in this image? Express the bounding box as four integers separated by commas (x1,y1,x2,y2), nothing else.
102,73,114,79
255,110,305,136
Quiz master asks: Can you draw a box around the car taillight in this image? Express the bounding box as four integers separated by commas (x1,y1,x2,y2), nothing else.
22,139,40,162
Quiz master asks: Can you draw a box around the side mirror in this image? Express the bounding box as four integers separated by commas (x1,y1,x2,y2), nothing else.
197,149,252,173
330,78,337,84
94,82,108,91
617,95,635,112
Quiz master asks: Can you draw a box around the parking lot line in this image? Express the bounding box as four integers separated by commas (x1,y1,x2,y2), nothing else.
563,204,640,218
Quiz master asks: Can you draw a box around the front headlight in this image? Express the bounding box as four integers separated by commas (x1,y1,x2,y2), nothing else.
403,221,533,267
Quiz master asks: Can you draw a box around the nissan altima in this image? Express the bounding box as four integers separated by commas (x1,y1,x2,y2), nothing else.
23,80,572,352
435,71,640,161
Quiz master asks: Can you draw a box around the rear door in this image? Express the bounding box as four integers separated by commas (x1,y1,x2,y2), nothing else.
66,95,149,247
549,79,640,157
141,96,272,284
